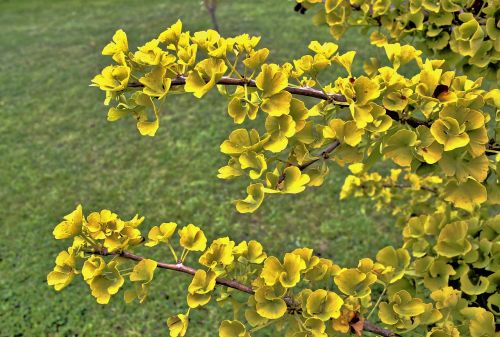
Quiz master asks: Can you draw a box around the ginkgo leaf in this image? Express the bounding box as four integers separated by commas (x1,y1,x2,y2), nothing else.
218,158,243,179
178,224,207,251
187,270,217,308
167,313,189,337
139,67,172,99
91,65,130,92
53,205,83,239
228,97,258,124
158,19,183,46
185,58,228,98
334,268,376,298
384,43,421,69
135,93,160,136
145,222,177,247
353,76,380,105
219,320,250,337
235,183,265,213
376,246,410,284
450,18,485,57
443,178,487,212
239,151,267,179
439,152,489,182
243,48,269,69
199,237,235,274
261,91,292,116
415,125,443,164
431,117,470,151
137,120,159,136
333,51,356,75
264,115,296,152
220,129,267,155
323,119,364,146
254,286,287,319
277,167,310,194
309,40,338,58
305,289,343,321
383,130,417,166
255,64,288,98
102,29,129,63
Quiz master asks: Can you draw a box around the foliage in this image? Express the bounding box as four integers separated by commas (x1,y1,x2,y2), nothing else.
47,14,500,337
90,20,498,214
296,0,500,82
1,2,391,335
49,201,499,336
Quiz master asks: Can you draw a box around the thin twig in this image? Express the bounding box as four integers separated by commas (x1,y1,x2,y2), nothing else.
363,321,401,337
129,76,435,128
129,76,347,103
89,247,400,337
277,140,341,184
388,183,438,194
128,76,498,151
204,0,220,32
90,247,254,294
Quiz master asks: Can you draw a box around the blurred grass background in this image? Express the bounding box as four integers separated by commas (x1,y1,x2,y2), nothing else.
0,0,400,336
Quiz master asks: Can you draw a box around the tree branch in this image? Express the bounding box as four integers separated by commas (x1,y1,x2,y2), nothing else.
129,76,432,128
129,76,347,102
363,321,401,337
91,247,254,293
386,183,438,194
278,140,341,184
203,0,220,32
89,247,399,337
128,75,498,153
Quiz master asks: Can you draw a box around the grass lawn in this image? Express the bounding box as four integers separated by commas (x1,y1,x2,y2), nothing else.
0,1,400,336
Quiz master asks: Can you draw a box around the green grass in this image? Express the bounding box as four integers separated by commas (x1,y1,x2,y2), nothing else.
0,1,400,336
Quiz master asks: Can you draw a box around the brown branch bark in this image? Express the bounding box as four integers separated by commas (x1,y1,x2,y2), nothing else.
92,248,254,294
277,140,341,184
89,247,399,337
486,141,500,156
203,0,220,32
129,76,347,102
363,321,401,337
129,76,431,128
386,183,438,194
128,75,498,153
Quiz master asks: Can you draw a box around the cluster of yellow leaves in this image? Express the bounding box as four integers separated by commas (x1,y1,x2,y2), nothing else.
48,205,148,303
92,21,498,215
52,205,144,251
339,165,500,336
340,165,442,210
49,205,499,337
301,0,500,81
78,17,500,337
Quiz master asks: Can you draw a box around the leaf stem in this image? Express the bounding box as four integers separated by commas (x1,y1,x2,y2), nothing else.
367,286,386,319
167,242,178,262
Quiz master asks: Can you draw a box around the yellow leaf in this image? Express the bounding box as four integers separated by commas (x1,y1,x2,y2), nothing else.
235,183,265,213
158,19,183,46
443,178,487,212
53,205,83,239
383,130,417,167
255,64,288,98
178,224,207,251
333,51,356,76
139,67,172,99
260,91,292,116
185,58,228,98
243,48,269,69
353,76,380,105
135,93,160,136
